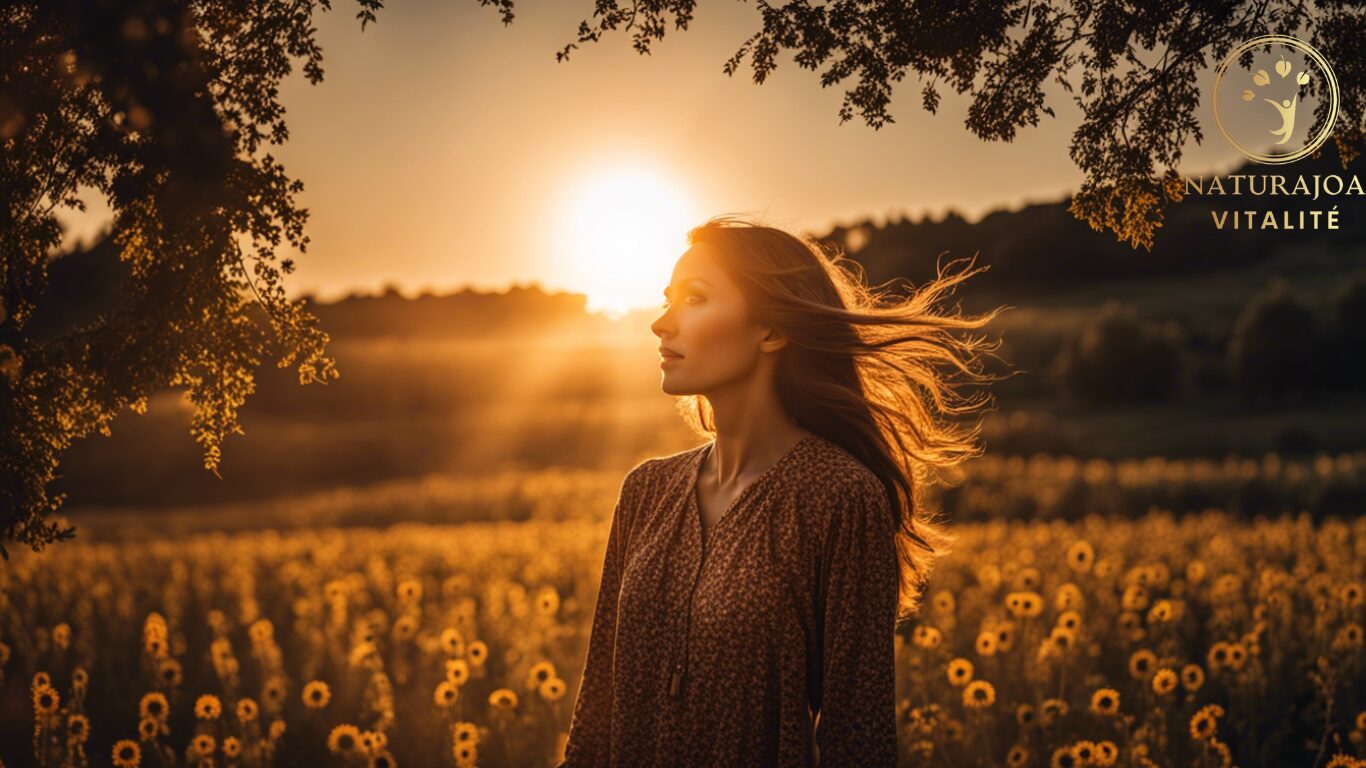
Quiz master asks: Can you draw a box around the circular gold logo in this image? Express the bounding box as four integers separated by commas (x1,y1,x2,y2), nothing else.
1212,34,1339,164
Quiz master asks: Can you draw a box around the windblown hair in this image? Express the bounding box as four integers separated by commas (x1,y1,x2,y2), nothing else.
681,213,1012,625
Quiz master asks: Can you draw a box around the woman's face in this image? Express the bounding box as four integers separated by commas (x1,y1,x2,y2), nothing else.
651,242,776,396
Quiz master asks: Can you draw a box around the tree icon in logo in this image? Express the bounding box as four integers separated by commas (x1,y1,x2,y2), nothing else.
1240,54,1314,145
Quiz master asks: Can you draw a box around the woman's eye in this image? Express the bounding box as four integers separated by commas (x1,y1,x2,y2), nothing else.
662,294,701,308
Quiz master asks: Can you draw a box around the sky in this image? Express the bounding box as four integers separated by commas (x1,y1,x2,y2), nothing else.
59,0,1253,314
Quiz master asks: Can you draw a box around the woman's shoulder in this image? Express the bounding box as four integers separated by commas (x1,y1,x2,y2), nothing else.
794,433,884,499
622,442,708,491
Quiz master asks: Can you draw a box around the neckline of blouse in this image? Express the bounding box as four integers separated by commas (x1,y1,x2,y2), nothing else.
689,433,819,542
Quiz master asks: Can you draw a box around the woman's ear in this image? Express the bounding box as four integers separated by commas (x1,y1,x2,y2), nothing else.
758,326,787,354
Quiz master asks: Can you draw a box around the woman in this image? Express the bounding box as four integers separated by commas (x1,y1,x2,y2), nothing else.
559,215,1006,767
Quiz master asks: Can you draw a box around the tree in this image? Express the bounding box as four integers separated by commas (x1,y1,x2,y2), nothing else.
1050,300,1185,405
1228,279,1325,404
537,0,1364,251
0,0,385,556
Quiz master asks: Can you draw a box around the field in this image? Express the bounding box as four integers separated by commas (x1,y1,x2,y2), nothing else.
4,501,1366,768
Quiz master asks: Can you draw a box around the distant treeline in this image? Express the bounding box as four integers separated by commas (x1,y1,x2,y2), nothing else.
813,148,1364,302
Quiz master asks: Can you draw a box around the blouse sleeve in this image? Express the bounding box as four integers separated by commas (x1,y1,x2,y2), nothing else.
559,462,647,767
814,477,900,768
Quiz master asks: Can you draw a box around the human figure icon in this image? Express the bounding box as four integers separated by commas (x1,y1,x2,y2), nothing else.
1264,93,1298,144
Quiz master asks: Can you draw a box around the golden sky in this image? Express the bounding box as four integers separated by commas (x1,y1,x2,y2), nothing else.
60,0,1248,314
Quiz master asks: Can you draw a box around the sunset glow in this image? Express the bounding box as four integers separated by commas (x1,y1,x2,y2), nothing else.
556,169,696,317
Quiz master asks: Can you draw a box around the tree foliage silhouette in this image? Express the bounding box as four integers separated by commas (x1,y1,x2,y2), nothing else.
0,0,384,556
532,0,1363,251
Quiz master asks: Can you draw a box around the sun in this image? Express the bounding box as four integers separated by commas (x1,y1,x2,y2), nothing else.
556,168,696,318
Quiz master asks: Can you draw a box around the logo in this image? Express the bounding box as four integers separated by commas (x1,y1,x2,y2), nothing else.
1211,34,1339,164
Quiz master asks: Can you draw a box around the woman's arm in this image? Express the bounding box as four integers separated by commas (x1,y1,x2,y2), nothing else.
814,477,899,767
559,462,648,767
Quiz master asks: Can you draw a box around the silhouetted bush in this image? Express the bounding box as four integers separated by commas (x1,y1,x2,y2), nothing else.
1050,301,1185,405
1330,272,1366,390
1228,280,1325,404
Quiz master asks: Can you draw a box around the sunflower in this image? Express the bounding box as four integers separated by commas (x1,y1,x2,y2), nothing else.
467,641,488,667
1054,584,1085,612
67,713,90,742
445,658,471,685
49,617,69,647
535,587,562,616
72,666,89,689
1208,739,1232,768
440,627,465,656
1181,663,1205,691
1128,649,1157,679
191,733,215,755
328,724,362,754
194,694,222,720
1190,704,1224,740
1007,745,1030,767
1152,668,1178,695
453,721,480,744
975,632,998,656
434,680,459,708
453,741,478,767
137,717,159,741
1016,703,1036,728
1066,540,1094,572
397,579,423,602
1333,623,1364,652
262,676,287,708
248,618,274,645
963,680,995,709
527,661,557,689
157,658,182,687
912,625,942,649
1090,688,1120,716
1041,698,1068,726
1056,609,1082,631
223,737,242,758
1341,582,1364,608
369,750,398,768
488,688,518,711
1006,591,1044,618
1207,641,1230,669
303,680,331,709
112,738,142,767
1050,744,1079,768
947,658,974,686
1094,740,1119,766
1226,642,1247,670
391,615,419,642
932,590,956,614
236,697,259,722
1147,599,1174,623
539,677,567,702
1121,585,1150,612
1073,740,1096,763
33,683,60,715
269,720,287,740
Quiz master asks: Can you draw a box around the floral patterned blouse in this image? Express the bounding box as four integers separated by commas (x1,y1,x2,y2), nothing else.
559,433,899,767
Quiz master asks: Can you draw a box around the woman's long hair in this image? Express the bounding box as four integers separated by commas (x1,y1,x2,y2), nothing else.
680,213,1013,624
